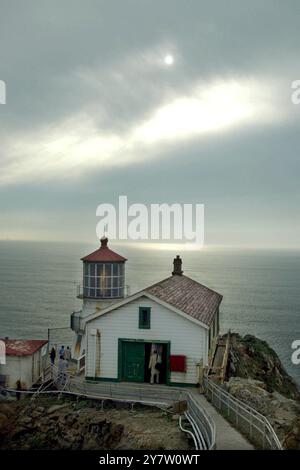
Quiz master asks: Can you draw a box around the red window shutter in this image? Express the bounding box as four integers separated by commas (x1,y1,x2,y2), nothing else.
170,355,186,372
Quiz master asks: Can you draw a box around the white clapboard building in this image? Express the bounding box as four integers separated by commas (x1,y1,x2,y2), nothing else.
71,238,222,386
0,338,48,389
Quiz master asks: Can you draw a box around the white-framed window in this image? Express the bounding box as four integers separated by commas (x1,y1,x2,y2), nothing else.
83,262,125,298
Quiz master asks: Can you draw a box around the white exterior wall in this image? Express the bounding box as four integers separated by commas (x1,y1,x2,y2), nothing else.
85,296,209,385
32,349,43,383
0,355,31,388
0,349,44,389
83,298,120,314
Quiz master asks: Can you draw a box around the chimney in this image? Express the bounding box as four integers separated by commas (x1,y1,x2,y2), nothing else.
172,255,183,275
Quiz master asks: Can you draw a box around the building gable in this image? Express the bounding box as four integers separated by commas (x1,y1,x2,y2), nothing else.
84,291,210,330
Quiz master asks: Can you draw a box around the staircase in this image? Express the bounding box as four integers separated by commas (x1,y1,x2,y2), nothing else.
207,332,230,383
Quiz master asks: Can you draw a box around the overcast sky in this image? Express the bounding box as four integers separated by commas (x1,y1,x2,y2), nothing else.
0,0,299,247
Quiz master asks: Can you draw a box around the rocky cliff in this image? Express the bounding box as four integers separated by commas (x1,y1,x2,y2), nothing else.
0,397,191,450
226,333,299,400
225,333,300,449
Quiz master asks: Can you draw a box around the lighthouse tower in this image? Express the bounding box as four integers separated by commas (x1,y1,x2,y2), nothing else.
79,236,127,311
71,238,127,356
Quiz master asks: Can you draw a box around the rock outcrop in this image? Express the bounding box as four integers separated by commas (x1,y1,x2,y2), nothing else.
224,333,300,449
226,377,300,450
227,333,300,400
0,397,191,450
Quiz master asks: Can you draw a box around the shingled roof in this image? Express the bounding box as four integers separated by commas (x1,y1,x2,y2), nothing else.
81,237,127,263
1,339,48,356
84,254,223,328
145,274,222,327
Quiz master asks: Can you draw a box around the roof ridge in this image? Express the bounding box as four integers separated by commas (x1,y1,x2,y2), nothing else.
143,273,222,298
84,272,223,327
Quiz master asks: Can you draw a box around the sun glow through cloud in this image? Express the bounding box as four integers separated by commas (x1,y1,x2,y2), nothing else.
164,54,174,65
133,82,258,143
0,78,286,186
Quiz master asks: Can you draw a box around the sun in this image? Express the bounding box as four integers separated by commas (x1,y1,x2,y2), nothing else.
164,54,174,66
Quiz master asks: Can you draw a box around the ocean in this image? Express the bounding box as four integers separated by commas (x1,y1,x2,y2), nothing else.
0,241,299,386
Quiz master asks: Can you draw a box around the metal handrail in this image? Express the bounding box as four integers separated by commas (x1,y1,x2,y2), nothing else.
60,367,216,449
76,354,86,374
179,415,199,450
3,365,216,450
185,392,216,450
31,365,53,400
204,377,282,450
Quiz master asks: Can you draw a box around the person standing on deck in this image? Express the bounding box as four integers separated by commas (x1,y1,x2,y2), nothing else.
58,355,68,386
64,346,71,366
49,347,56,366
59,345,65,359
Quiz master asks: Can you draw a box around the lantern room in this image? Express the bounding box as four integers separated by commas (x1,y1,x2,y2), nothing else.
80,237,127,300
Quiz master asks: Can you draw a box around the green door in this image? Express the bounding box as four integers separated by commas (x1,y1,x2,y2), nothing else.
122,342,145,382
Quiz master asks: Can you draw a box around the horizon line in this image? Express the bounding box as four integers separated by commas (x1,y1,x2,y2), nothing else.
0,238,299,251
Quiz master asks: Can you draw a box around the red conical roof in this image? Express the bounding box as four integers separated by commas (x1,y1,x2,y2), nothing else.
81,237,127,263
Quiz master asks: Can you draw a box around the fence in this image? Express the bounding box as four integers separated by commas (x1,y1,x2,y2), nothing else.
30,365,215,450
185,392,216,449
204,377,282,450
77,285,131,299
67,374,215,449
77,354,86,374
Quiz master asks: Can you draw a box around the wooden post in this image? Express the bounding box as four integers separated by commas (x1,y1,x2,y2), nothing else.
198,359,204,393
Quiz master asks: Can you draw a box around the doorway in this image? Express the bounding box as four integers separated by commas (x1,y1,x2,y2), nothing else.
119,340,170,384
144,343,168,384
